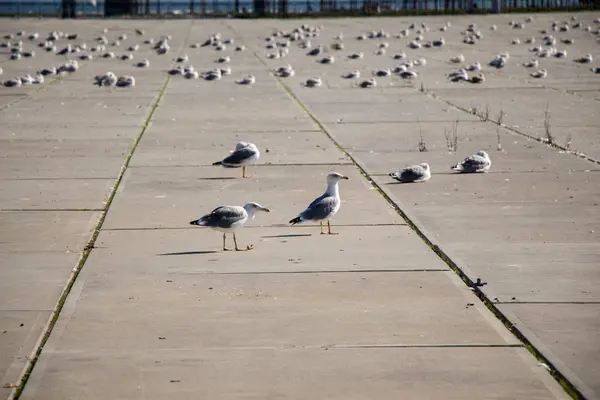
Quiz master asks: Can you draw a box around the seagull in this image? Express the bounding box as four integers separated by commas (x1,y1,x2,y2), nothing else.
342,70,360,79
318,55,334,64
574,54,593,64
302,77,322,88
213,142,260,178
236,75,255,85
203,69,222,81
554,49,567,58
116,76,135,87
274,65,294,77
450,54,465,64
289,172,349,235
393,52,407,60
470,73,485,84
136,59,150,68
373,68,391,77
357,78,377,88
94,72,118,87
399,70,418,79
4,77,22,87
466,62,482,71
389,163,431,183
530,68,547,78
523,59,538,68
451,151,491,173
306,45,323,56
190,202,270,251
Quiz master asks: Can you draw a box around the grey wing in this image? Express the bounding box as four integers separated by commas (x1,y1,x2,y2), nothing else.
400,165,425,182
203,206,246,228
301,195,338,221
221,146,256,166
462,155,486,171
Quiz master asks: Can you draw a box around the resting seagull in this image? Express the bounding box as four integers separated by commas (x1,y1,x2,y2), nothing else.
451,151,491,173
289,172,349,235
389,163,431,183
213,142,260,178
190,202,270,251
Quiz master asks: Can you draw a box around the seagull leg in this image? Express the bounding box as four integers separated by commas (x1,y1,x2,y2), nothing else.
320,221,325,235
233,233,254,251
327,220,339,235
223,233,231,251
242,166,246,178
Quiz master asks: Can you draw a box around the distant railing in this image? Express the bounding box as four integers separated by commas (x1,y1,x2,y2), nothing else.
0,0,595,17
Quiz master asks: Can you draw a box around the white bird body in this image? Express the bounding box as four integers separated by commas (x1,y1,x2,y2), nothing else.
190,202,270,251
451,151,491,173
390,163,431,183
290,173,349,234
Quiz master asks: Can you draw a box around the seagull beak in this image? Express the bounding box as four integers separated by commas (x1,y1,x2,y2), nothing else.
342,176,349,180
261,207,271,212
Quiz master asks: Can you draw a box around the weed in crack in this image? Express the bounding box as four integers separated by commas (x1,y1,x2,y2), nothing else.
418,121,428,152
497,109,505,126
444,120,459,152
544,104,554,145
564,132,572,151
496,126,502,151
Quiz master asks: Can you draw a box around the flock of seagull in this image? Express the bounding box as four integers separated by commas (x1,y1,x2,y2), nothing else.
190,139,491,251
2,14,599,88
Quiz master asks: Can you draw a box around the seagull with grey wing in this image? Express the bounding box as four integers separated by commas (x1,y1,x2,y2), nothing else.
289,172,349,235
190,202,270,251
451,150,491,173
213,142,260,178
389,163,431,183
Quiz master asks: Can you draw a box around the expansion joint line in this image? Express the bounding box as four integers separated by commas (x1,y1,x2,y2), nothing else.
8,75,171,400
268,72,586,400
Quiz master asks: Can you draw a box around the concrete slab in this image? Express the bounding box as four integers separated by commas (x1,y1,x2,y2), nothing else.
92,225,442,274
131,129,347,167
0,178,113,210
0,311,49,399
0,210,100,253
21,347,566,400
47,269,516,352
499,304,600,400
444,242,600,303
0,252,81,311
102,165,403,229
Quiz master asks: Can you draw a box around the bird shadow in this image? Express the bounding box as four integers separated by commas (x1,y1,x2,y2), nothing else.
158,251,218,256
197,177,238,181
261,234,312,238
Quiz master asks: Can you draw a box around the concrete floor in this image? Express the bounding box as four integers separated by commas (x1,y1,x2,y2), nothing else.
0,12,599,400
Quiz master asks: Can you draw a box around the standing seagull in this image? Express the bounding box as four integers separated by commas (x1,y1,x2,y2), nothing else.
389,163,431,183
213,142,260,178
190,202,270,251
289,172,349,235
451,151,491,173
